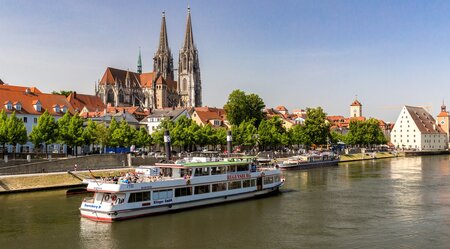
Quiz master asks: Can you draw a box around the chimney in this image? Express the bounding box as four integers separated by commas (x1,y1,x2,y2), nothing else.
73,91,77,98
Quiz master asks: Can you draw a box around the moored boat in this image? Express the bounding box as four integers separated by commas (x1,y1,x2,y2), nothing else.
79,156,285,222
279,152,339,170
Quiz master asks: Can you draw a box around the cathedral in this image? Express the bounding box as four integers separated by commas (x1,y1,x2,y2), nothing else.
96,8,202,109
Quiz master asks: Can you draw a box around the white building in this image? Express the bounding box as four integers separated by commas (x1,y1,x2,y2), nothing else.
142,108,190,134
390,106,448,151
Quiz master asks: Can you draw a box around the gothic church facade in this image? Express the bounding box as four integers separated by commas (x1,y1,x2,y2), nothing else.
96,8,202,109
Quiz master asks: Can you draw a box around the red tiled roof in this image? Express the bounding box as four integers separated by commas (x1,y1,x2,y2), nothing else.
194,107,226,126
275,105,288,111
404,106,445,134
67,92,105,112
0,86,74,116
351,99,362,106
437,111,449,117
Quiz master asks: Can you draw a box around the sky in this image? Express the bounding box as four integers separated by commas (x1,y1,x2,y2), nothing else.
1,0,450,122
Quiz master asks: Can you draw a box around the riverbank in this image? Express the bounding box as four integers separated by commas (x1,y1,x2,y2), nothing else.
0,168,132,194
339,152,405,162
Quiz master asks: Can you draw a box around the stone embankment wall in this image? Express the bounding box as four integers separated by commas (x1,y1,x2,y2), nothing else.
0,154,162,175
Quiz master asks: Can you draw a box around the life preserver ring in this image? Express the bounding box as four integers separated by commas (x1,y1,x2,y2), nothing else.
111,195,117,202
104,194,110,201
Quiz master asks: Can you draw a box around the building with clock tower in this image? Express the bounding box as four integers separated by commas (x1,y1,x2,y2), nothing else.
437,101,450,143
350,98,362,118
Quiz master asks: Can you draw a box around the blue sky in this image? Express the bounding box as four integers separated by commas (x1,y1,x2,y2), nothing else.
1,0,450,122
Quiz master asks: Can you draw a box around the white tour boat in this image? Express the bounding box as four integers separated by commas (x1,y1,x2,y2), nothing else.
80,156,285,222
279,152,339,170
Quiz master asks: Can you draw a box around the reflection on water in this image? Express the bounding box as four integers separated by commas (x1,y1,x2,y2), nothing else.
2,155,450,248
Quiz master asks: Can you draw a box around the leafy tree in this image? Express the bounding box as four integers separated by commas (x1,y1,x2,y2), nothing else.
108,118,119,148
0,110,8,156
95,124,110,153
257,117,285,150
58,112,84,156
82,119,98,152
224,89,265,126
231,119,257,148
134,126,152,149
30,110,58,157
51,90,73,97
302,107,330,147
111,119,136,148
6,112,27,159
152,119,174,146
290,124,307,147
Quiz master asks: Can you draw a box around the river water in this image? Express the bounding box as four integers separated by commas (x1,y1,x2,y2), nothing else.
1,155,450,249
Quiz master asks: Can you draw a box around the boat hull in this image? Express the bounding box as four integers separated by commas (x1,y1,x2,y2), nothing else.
80,184,283,222
280,159,339,170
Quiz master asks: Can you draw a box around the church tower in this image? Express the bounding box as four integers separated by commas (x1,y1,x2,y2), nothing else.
153,12,174,80
437,100,450,143
178,7,202,107
350,98,362,118
137,48,142,74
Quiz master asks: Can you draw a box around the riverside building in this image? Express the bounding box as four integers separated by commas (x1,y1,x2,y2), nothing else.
391,106,448,151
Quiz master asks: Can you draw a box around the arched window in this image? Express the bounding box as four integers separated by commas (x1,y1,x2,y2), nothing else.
118,90,124,104
107,89,114,105
183,79,187,92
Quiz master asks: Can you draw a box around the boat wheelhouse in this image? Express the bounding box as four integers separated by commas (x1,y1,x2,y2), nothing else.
80,156,285,222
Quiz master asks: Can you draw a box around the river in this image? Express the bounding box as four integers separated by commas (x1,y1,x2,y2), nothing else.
1,155,450,249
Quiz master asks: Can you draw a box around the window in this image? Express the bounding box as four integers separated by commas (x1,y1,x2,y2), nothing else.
274,176,280,182
175,187,192,197
153,189,173,200
227,165,236,173
23,117,27,123
264,176,274,184
212,182,227,192
211,166,226,175
194,167,210,176
251,179,256,187
128,191,151,203
243,179,251,188
194,185,210,194
228,181,241,190
236,164,249,172
34,118,38,123
15,103,21,111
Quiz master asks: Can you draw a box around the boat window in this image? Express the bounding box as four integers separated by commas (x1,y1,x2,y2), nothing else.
263,176,274,185
175,187,192,197
194,185,210,194
227,165,237,173
236,164,249,172
228,180,242,190
194,167,210,176
210,166,226,175
129,191,151,203
212,182,227,192
180,168,193,178
274,176,280,182
153,189,173,200
251,179,256,187
243,179,251,188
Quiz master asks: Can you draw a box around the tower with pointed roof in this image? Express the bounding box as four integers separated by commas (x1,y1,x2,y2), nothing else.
350,98,362,118
437,100,450,143
137,48,142,74
153,12,174,81
178,7,202,107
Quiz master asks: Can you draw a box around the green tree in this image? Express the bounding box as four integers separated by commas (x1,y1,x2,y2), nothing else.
224,89,265,126
302,107,330,147
152,119,174,146
6,112,27,159
257,117,285,150
111,119,136,148
82,119,98,153
291,124,307,147
58,112,84,156
134,126,152,149
30,110,58,157
95,124,110,153
0,110,8,156
51,90,73,97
